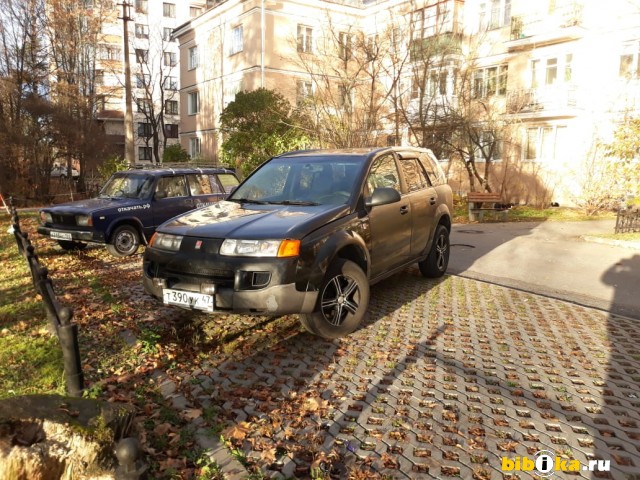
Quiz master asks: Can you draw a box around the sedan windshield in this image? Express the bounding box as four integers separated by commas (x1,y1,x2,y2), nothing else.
230,157,362,205
99,173,154,199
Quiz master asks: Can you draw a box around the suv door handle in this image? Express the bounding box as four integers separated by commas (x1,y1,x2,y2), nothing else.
400,205,409,215
430,197,437,205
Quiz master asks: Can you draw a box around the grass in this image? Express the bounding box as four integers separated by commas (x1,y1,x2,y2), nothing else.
0,212,65,397
586,232,640,242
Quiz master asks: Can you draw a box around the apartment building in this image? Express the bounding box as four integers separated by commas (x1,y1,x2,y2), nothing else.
175,0,640,204
92,0,208,164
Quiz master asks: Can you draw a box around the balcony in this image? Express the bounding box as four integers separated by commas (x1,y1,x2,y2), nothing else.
506,2,585,51
506,85,578,117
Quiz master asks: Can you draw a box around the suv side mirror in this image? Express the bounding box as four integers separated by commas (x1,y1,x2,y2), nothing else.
365,187,401,207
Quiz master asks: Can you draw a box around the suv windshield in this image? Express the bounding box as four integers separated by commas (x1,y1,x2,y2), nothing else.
230,157,362,205
99,173,154,199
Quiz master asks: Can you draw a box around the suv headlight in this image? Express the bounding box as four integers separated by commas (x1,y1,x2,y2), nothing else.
40,211,52,224
76,215,92,227
220,239,300,257
150,232,183,252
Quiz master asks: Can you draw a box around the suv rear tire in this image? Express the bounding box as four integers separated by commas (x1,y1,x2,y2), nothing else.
299,259,369,339
418,224,449,278
107,225,140,257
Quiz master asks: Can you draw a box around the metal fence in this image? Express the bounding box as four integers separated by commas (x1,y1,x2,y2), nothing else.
615,206,640,234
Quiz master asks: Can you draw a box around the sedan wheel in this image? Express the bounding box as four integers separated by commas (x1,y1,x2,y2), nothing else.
106,225,140,257
418,224,450,278
299,259,369,339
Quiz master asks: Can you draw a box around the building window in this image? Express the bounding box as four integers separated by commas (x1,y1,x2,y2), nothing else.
163,2,175,18
136,73,150,88
475,132,501,161
164,76,177,90
135,23,148,39
473,64,508,98
188,46,199,69
165,99,178,115
339,32,352,60
98,45,121,61
296,80,313,106
165,124,179,138
619,41,640,79
339,85,353,112
135,0,147,14
135,49,148,64
189,137,201,158
137,122,152,138
94,69,104,85
190,6,202,18
525,126,566,161
480,0,511,30
188,91,199,115
297,25,313,53
163,52,177,67
230,26,243,55
413,2,453,39
163,28,174,42
136,98,151,113
531,55,573,87
139,146,152,161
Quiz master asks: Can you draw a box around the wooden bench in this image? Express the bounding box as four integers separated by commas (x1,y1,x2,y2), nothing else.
467,192,509,221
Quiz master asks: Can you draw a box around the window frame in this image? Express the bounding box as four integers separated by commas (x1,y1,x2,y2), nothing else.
187,91,199,115
134,23,149,39
297,25,313,54
188,46,199,70
138,146,152,161
163,51,177,67
164,124,179,139
164,76,178,91
163,2,176,18
165,99,178,115
230,26,243,55
189,137,201,158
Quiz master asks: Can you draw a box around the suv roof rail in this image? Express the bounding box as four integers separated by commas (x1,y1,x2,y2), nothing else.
127,162,233,171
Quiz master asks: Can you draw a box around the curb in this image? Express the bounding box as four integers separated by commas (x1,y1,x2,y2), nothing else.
581,235,640,250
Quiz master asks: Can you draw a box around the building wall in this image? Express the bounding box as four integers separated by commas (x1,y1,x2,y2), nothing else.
176,0,640,204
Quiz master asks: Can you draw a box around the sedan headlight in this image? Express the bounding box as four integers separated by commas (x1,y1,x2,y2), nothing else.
76,215,92,227
150,232,183,252
40,211,52,224
220,239,300,257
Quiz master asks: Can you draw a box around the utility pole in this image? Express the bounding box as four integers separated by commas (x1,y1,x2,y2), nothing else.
120,1,135,165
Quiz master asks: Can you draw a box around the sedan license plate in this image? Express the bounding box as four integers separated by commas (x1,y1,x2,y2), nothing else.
163,289,213,312
51,230,73,241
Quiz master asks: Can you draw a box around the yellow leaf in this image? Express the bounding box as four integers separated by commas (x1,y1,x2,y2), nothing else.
222,421,252,441
180,408,202,421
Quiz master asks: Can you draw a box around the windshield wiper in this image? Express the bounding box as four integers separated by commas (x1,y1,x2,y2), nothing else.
229,198,270,205
269,200,319,206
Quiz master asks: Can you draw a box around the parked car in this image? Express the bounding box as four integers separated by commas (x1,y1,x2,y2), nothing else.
38,166,239,257
50,165,80,179
143,147,453,338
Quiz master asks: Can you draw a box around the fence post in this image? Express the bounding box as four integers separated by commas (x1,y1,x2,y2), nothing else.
57,307,84,397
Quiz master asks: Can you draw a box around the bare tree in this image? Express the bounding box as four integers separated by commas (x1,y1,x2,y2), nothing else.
0,0,54,200
45,0,109,189
292,13,395,148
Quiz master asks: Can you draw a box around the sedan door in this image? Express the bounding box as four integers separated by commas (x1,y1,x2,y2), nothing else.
366,154,412,278
152,175,193,228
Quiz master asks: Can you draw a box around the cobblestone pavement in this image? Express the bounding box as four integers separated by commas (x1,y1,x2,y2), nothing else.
175,269,640,479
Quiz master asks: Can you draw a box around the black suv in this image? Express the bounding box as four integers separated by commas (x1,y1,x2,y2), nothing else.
38,166,239,257
143,148,453,338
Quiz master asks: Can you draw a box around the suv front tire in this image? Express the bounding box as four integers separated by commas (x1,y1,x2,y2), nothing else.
107,224,140,257
299,259,370,339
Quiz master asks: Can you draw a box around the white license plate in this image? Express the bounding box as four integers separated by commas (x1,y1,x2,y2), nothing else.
162,289,214,312
51,230,73,241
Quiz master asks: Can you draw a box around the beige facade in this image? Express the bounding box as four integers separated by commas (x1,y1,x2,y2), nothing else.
92,0,208,163
176,0,640,204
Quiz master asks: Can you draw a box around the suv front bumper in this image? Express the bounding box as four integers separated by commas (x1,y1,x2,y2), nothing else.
142,249,319,315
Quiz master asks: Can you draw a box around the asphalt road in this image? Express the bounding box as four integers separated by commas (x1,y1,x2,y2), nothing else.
449,219,640,320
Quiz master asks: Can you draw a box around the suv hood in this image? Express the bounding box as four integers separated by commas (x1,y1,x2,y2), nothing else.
43,197,146,215
159,200,350,239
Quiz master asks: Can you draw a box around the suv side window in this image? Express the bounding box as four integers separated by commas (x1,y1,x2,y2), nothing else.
366,154,400,194
418,152,446,186
156,175,188,198
399,158,431,191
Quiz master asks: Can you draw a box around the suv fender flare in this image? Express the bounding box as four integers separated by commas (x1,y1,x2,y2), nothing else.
306,230,370,290
106,218,147,245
